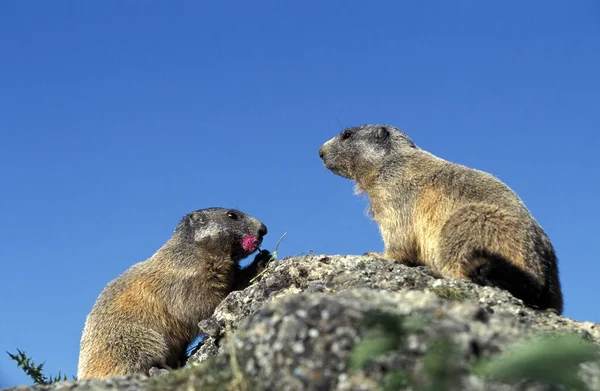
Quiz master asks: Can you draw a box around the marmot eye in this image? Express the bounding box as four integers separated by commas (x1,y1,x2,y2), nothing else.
341,130,352,140
227,212,238,220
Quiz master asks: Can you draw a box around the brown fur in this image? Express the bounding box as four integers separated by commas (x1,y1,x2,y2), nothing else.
77,208,267,379
319,124,562,313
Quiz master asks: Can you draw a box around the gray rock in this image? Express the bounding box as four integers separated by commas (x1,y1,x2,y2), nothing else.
4,376,148,391
6,255,599,391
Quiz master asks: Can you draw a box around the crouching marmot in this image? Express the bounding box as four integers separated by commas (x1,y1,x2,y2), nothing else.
78,207,267,379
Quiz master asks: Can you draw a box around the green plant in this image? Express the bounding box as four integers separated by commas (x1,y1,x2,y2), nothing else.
475,333,599,390
250,232,287,283
7,349,72,384
417,337,462,391
226,330,249,391
380,371,411,391
349,309,600,391
430,286,473,301
350,310,428,369
150,331,255,391
349,309,466,391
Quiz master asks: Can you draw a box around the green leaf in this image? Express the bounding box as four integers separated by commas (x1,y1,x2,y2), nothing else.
381,371,411,391
7,349,70,385
350,334,398,369
476,334,598,390
362,310,406,339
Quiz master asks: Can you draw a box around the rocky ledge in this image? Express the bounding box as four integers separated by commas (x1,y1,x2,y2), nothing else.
6,255,600,391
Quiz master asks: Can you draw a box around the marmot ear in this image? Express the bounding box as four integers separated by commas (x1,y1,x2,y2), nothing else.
376,126,389,140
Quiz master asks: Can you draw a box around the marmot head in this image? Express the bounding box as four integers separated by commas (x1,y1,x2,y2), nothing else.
318,124,417,182
174,208,267,261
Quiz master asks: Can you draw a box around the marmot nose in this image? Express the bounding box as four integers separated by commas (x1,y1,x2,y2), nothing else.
318,146,325,159
258,224,267,237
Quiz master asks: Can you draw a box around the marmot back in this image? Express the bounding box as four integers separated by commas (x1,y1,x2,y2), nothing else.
319,124,562,313
77,207,268,379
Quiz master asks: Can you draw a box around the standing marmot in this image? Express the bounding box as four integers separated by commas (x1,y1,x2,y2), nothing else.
319,124,562,313
77,208,268,379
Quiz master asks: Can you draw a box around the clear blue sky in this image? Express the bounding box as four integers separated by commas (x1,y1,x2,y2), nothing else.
1,1,598,388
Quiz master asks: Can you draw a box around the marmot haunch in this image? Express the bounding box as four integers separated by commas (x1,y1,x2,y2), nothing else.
319,124,562,313
77,207,268,379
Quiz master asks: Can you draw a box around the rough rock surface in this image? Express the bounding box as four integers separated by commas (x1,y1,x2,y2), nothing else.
6,255,600,390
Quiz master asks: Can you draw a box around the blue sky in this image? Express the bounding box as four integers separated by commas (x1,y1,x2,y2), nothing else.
1,1,598,387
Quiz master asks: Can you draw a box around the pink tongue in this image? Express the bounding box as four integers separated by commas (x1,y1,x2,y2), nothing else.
242,235,259,252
